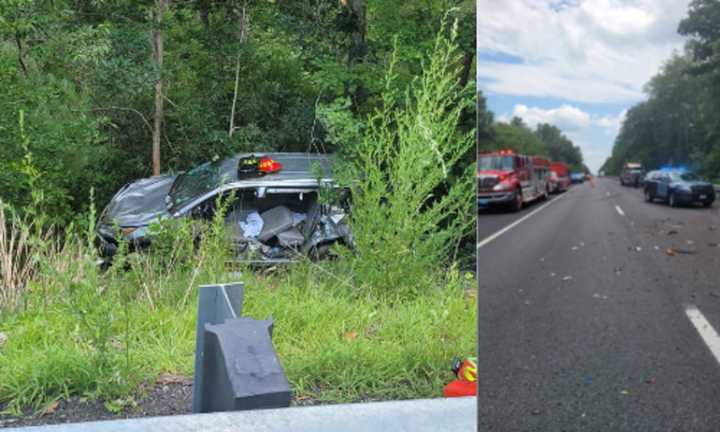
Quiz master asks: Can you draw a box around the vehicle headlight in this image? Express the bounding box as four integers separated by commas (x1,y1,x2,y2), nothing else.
493,181,512,191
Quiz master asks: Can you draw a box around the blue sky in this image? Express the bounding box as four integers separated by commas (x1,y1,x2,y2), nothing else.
477,0,692,172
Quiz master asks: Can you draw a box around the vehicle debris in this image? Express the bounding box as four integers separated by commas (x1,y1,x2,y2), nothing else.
562,276,573,281
592,293,608,300
672,248,697,255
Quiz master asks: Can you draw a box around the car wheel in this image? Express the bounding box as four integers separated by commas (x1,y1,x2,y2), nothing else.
703,200,713,208
512,188,523,212
644,189,653,203
669,192,677,207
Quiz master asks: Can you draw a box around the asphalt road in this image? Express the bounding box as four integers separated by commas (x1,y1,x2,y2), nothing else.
477,177,720,431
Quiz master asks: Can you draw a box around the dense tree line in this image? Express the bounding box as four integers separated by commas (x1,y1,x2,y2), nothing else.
477,91,586,171
601,0,720,181
0,0,475,224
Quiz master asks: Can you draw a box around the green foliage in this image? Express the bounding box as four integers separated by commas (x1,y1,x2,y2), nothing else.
603,1,720,179
0,0,465,224
330,20,475,297
485,121,546,156
534,123,584,168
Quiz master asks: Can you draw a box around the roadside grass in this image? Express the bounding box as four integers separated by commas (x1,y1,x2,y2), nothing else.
0,255,475,414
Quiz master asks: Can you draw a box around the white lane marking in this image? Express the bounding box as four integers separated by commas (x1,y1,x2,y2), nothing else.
615,205,625,217
685,304,720,365
477,194,566,250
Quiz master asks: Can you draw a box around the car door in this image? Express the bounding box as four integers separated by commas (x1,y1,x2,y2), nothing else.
656,174,669,198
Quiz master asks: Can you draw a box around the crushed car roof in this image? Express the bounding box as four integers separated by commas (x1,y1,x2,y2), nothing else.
219,153,335,184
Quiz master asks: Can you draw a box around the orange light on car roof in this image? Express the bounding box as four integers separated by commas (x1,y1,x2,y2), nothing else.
258,157,282,174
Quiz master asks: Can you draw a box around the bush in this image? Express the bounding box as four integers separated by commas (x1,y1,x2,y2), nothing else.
326,19,475,297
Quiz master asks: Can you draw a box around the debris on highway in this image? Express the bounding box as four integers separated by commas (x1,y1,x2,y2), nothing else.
592,293,608,300
562,276,573,281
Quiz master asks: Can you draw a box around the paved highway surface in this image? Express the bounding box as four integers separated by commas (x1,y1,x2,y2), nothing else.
477,177,720,431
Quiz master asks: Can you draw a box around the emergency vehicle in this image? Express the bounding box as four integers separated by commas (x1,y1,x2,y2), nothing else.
477,149,551,211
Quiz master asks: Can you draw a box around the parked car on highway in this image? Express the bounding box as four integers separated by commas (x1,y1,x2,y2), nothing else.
643,170,715,207
570,172,585,184
620,162,644,187
549,162,571,193
96,153,352,263
477,149,550,211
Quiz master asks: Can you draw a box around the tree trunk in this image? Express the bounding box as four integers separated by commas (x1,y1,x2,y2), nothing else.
152,0,167,176
15,33,27,76
340,0,366,110
228,4,249,138
459,50,474,88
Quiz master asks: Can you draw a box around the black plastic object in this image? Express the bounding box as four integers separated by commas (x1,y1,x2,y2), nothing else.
199,318,292,413
258,206,294,242
237,155,261,179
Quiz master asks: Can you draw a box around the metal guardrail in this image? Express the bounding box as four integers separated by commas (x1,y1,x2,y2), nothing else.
7,397,476,432
192,282,291,413
192,282,243,412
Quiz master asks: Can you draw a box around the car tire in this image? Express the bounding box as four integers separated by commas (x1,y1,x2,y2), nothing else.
512,188,523,212
669,192,678,207
644,189,653,203
703,200,713,208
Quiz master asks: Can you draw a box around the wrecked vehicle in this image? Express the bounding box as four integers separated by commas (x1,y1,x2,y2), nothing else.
95,153,352,263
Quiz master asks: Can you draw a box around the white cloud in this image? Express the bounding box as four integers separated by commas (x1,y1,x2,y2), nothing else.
504,104,628,172
505,104,625,133
595,109,628,134
512,104,591,130
477,0,691,103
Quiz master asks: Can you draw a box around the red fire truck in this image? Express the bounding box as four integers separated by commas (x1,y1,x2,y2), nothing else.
549,161,571,193
477,149,551,211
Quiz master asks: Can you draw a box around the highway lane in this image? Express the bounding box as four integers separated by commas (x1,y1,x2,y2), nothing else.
477,177,720,431
477,190,563,242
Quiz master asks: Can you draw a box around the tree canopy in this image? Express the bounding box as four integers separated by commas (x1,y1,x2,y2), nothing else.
601,0,720,180
0,0,476,223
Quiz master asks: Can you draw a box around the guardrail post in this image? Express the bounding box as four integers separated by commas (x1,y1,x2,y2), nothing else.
192,283,244,413
201,317,291,412
192,282,291,414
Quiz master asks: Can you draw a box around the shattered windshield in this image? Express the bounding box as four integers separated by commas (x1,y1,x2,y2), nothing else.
168,161,223,212
479,156,514,171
